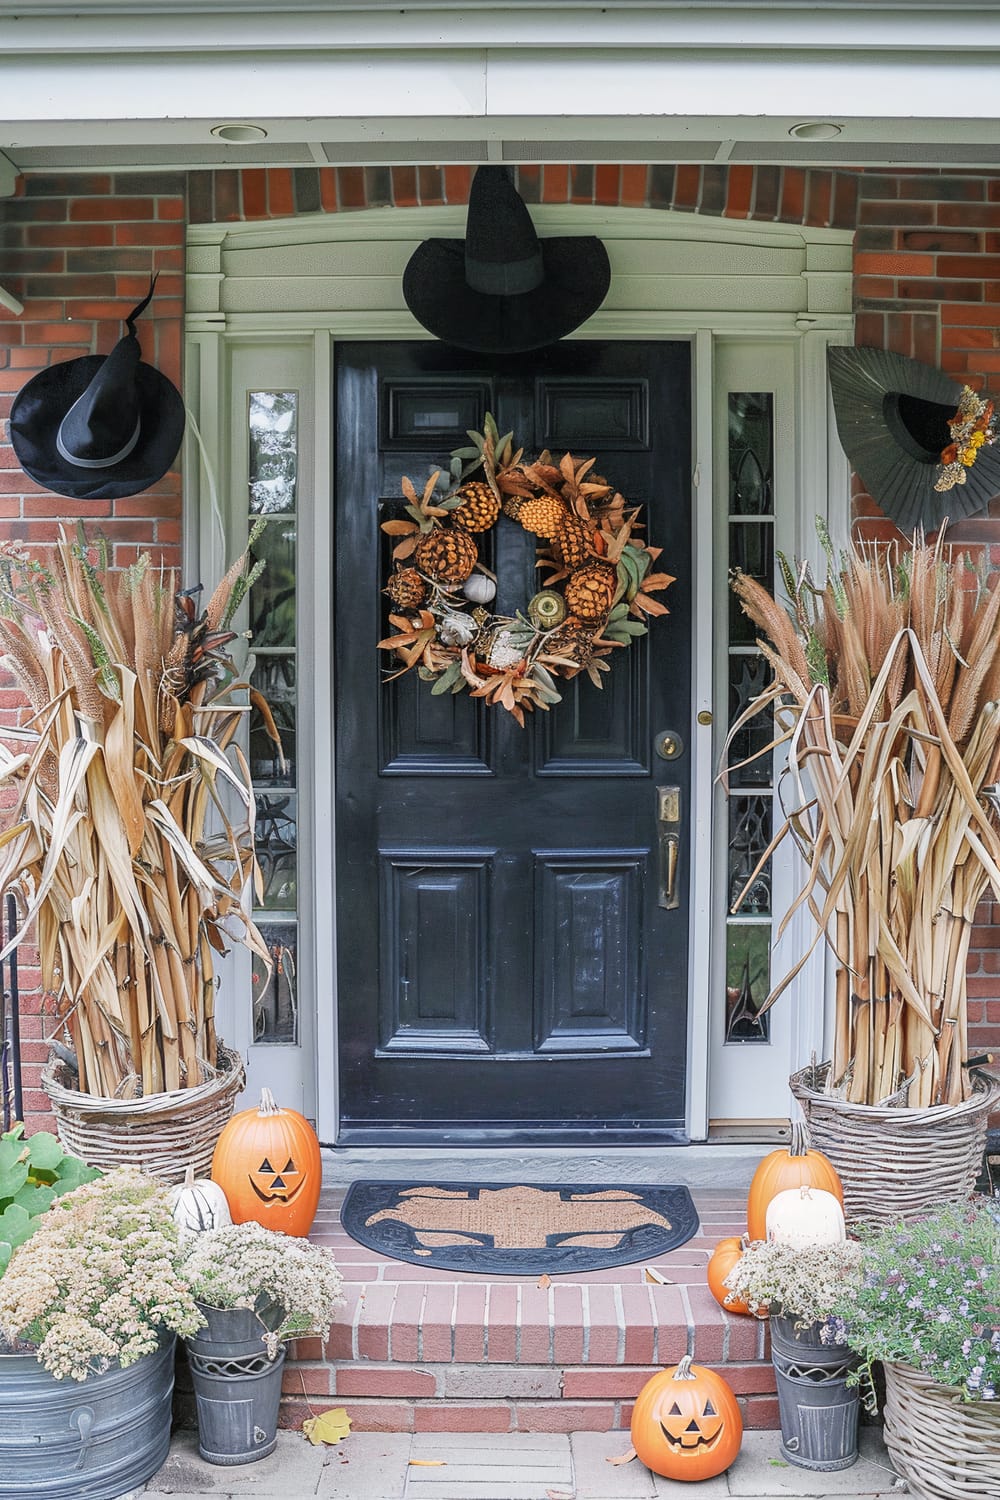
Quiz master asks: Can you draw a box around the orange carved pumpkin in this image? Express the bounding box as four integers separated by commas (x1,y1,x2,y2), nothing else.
631,1356,743,1482
211,1087,322,1237
706,1236,752,1316
746,1121,843,1241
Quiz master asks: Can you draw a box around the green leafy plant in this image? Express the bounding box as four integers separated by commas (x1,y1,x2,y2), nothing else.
722,1237,862,1330
829,1199,1000,1401
0,1124,101,1274
180,1220,345,1355
0,1166,201,1380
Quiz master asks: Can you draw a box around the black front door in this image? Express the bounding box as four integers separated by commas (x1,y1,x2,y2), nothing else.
334,340,691,1143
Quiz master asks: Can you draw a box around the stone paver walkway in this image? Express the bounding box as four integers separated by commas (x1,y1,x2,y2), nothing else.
145,1426,906,1499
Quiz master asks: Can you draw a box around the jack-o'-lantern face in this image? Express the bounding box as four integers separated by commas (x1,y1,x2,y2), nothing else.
250,1156,306,1204
630,1360,743,1483
657,1392,725,1451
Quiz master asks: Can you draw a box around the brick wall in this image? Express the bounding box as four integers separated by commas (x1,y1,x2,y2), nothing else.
1,162,999,1125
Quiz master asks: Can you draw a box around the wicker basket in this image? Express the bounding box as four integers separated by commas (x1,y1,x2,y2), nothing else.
40,1044,245,1184
789,1061,999,1228
883,1362,1000,1500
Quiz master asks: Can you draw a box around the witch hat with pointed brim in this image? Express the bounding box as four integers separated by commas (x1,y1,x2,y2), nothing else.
827,346,1000,531
10,278,184,501
402,166,611,354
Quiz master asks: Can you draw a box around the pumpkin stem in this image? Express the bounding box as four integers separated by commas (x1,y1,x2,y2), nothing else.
258,1088,281,1115
673,1355,696,1381
789,1119,812,1157
183,1164,195,1187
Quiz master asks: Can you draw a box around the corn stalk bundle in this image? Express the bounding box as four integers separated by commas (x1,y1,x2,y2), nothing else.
0,528,274,1099
725,527,1000,1109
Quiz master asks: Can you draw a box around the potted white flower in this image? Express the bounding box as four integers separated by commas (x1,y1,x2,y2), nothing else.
177,1221,345,1466
0,1165,201,1496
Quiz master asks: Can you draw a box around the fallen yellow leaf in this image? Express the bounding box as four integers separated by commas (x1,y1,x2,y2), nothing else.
537,1272,552,1289
302,1408,353,1446
643,1266,673,1284
409,1460,446,1467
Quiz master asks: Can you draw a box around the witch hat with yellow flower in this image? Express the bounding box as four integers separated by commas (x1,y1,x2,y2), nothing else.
827,346,1000,530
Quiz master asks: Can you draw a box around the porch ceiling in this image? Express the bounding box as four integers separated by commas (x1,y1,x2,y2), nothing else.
3,2,1000,175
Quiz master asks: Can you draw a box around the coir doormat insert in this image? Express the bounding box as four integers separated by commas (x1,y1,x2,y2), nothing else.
340,1181,699,1275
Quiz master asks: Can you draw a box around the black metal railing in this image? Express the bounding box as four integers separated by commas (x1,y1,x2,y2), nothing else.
1,892,22,1131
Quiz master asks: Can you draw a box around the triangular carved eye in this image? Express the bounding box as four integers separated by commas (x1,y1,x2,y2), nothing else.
259,1158,274,1173
283,1158,296,1173
703,1400,717,1416
669,1402,683,1416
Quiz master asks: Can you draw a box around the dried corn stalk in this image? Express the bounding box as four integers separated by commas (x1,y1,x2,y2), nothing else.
0,527,273,1099
724,527,1000,1108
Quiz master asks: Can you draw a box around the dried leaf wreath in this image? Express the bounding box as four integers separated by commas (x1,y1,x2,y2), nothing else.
378,415,674,725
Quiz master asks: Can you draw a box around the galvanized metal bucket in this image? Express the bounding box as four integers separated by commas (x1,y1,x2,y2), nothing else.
0,1334,175,1498
770,1315,860,1472
187,1344,286,1466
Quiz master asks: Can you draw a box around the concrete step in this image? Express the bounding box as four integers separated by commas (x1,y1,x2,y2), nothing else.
256,1185,780,1435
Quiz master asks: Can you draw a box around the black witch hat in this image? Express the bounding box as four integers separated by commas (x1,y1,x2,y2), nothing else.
402,166,611,354
10,278,185,501
827,346,1000,531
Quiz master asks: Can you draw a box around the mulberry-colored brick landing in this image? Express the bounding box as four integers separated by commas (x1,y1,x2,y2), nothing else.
271,1186,778,1435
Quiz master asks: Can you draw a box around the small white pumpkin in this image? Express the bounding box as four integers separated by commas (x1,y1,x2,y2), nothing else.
168,1165,232,1236
765,1184,846,1249
462,572,497,604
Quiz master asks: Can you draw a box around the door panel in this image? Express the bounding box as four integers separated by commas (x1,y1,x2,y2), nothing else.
334,340,691,1143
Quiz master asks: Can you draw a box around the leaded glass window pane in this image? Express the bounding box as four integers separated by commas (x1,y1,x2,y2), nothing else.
249,391,298,514
725,923,771,1044
253,921,298,1045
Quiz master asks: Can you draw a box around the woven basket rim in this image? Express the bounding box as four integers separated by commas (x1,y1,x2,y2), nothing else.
790,1061,1000,1123
40,1042,244,1120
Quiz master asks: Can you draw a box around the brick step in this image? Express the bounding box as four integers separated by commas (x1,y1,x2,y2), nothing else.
265,1186,780,1435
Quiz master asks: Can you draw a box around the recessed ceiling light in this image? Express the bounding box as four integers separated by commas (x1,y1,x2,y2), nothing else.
211,123,269,144
788,122,843,141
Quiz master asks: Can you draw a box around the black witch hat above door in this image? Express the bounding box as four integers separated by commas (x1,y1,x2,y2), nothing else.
10,277,184,501
828,346,1000,531
402,166,611,354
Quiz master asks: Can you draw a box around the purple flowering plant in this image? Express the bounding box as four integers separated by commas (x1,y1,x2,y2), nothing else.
828,1198,1000,1401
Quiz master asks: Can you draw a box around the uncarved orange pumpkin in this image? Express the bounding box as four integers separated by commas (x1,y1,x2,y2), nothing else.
746,1121,843,1241
631,1356,743,1482
211,1087,322,1237
706,1236,752,1316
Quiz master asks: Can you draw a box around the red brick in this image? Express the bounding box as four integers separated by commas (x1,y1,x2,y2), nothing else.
281,1363,332,1396
388,1283,423,1362
330,1400,415,1432
421,1285,455,1361
318,169,339,213
647,1284,688,1365
413,1404,510,1432
26,223,115,248
594,165,621,206
518,1284,551,1363
322,1284,362,1361
114,223,181,248
561,1367,657,1399
585,1286,620,1364
553,1286,584,1364
541,165,569,203
391,166,418,208
620,1285,656,1365
335,1366,437,1398
442,165,472,205
620,165,648,208
69,198,154,222
267,170,295,218
241,170,267,219
516,1401,616,1432
454,1285,487,1361
740,1394,781,1429
486,1286,517,1362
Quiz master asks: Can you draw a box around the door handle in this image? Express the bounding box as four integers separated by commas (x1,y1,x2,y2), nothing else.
657,785,681,910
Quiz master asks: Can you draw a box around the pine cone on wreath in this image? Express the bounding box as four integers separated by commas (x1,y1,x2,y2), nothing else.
451,481,501,533
519,495,568,539
414,527,478,586
552,513,592,570
544,615,595,666
384,567,427,609
564,562,616,621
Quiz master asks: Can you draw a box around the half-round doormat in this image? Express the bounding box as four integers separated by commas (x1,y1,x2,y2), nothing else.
340,1181,700,1275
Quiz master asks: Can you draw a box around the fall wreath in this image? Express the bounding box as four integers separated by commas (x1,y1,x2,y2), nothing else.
378,416,673,725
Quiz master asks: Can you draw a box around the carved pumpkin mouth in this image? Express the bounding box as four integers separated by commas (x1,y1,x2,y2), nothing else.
250,1158,306,1204
659,1419,724,1451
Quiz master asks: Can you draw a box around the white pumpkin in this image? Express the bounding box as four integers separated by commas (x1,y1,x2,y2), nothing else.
462,572,497,604
168,1165,232,1236
765,1184,846,1249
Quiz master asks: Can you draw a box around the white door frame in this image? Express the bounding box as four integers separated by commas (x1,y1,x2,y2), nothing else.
184,204,853,1143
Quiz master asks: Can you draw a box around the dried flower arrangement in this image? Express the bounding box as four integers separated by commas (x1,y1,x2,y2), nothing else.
722,1237,863,1330
936,387,997,493
0,527,275,1099
829,1200,1000,1402
378,415,673,724
725,524,1000,1108
179,1220,345,1356
0,1167,201,1381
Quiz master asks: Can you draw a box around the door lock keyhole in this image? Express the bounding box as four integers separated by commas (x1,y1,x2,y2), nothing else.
655,729,684,761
